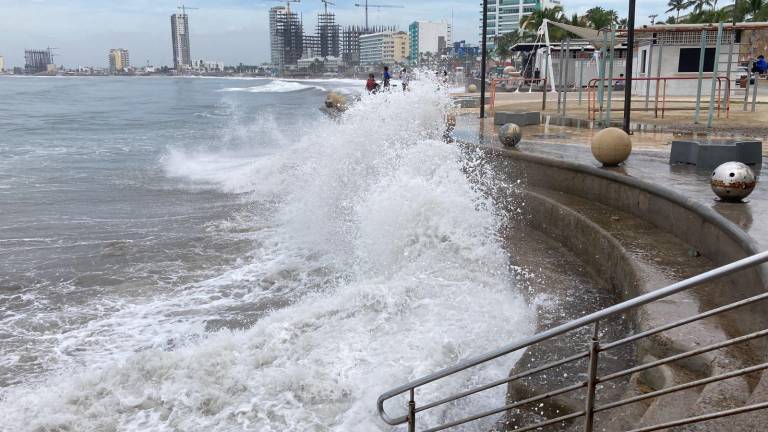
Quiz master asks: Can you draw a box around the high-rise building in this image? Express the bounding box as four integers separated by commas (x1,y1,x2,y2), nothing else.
408,21,452,65
0,56,5,72
480,0,561,52
303,34,321,58
341,25,396,66
317,12,340,58
269,6,304,68
360,31,410,66
24,49,52,74
171,12,191,69
108,48,130,73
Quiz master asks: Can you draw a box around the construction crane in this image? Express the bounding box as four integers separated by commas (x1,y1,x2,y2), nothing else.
353,1,403,30
270,0,301,14
177,4,199,14
320,0,334,14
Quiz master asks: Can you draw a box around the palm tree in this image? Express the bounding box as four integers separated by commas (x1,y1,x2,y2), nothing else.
741,0,767,20
520,6,566,38
584,7,619,30
666,0,692,20
691,0,713,13
495,31,522,63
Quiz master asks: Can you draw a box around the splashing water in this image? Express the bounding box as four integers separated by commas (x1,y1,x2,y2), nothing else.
219,81,326,94
0,78,534,431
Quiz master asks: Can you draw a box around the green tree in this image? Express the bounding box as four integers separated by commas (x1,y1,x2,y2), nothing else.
666,0,692,20
740,0,768,20
690,0,714,13
495,31,522,63
584,7,619,30
520,6,567,40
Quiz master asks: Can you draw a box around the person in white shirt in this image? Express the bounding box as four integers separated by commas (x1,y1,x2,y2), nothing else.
400,68,410,91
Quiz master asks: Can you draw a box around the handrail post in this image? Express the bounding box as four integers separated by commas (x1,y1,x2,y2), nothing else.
584,322,600,432
408,388,416,432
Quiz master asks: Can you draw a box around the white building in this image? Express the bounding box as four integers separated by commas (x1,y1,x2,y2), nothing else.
360,31,410,65
108,48,130,73
0,56,4,72
633,23,768,96
408,21,452,64
480,0,561,52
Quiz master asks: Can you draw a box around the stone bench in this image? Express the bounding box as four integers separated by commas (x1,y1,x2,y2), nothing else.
493,110,541,126
670,139,762,170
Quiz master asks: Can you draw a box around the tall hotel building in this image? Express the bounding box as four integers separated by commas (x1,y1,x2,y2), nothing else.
171,12,192,69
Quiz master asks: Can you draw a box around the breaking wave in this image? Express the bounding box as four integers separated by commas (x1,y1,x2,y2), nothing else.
219,80,325,93
0,76,534,431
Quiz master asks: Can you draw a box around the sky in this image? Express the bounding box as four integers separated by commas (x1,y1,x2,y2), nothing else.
0,0,679,68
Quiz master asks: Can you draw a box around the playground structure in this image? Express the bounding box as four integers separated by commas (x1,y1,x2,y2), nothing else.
586,76,732,121
493,20,768,128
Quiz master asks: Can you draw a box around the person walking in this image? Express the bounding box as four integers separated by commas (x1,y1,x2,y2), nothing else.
383,66,391,90
400,67,409,91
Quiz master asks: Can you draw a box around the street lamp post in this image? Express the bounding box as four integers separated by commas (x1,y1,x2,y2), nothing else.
623,0,637,133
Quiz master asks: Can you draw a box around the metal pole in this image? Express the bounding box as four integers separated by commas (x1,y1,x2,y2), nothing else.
694,29,707,123
751,72,759,112
644,40,654,109
480,0,488,119
579,48,585,105
543,49,550,110
707,22,724,128
606,26,616,124
563,38,571,115
558,42,565,113
744,59,752,111
623,0,637,133
725,28,735,113
408,388,416,432
655,39,664,117
598,33,608,125
583,322,600,432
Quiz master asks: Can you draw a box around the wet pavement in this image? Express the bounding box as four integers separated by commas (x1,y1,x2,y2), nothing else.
453,115,768,250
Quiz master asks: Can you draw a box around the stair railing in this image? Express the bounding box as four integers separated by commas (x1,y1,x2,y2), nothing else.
377,251,768,432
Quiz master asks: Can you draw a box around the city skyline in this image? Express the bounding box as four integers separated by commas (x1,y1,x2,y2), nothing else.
0,0,670,68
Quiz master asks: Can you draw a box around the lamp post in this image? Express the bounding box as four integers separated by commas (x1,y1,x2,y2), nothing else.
623,0,637,133
480,0,489,118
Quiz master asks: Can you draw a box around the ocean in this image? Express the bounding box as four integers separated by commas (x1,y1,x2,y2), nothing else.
0,75,533,431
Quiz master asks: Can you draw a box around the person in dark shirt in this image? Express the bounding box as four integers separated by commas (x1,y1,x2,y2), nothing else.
383,66,391,89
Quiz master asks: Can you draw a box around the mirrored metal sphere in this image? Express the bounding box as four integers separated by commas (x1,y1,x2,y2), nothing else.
710,161,757,202
499,123,522,147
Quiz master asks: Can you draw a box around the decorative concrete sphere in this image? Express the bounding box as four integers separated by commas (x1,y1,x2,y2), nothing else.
710,161,757,202
325,92,347,110
467,84,478,93
499,123,522,147
591,127,632,166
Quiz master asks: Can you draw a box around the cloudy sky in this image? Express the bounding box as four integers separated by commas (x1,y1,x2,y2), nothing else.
1,0,680,68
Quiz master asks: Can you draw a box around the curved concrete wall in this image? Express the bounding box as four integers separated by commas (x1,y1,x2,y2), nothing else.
478,145,768,338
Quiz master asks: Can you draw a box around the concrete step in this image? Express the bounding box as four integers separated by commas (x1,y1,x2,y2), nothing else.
494,185,758,430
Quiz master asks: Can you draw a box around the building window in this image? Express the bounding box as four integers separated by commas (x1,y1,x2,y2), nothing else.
640,49,647,74
678,47,715,72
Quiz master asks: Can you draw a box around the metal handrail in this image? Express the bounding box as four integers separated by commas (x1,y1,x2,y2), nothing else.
377,250,768,430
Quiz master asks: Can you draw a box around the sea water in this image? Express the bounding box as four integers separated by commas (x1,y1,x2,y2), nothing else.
0,75,534,431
